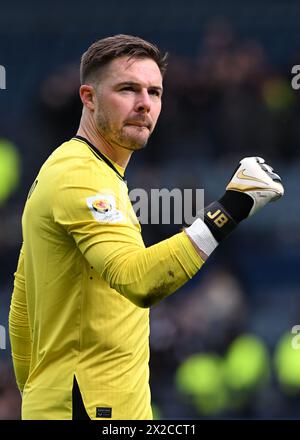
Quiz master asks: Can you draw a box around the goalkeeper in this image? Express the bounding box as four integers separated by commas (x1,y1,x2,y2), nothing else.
9,34,284,420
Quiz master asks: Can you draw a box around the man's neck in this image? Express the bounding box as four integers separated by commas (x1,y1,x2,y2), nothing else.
77,123,132,169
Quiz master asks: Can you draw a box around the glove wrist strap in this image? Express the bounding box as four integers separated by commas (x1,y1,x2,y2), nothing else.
185,190,253,255
219,190,254,223
204,201,238,242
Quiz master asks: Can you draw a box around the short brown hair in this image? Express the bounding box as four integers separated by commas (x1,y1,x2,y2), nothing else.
80,34,168,84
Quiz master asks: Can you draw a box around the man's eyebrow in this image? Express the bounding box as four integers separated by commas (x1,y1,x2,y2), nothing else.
116,81,163,92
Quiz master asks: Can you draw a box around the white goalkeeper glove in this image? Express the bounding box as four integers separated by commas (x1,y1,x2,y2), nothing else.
185,156,284,257
226,156,284,216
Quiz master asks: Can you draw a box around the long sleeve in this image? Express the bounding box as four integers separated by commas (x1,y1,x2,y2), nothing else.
84,229,203,308
9,245,32,392
52,155,205,309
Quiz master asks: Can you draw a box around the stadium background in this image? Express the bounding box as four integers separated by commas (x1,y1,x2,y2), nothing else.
0,0,300,419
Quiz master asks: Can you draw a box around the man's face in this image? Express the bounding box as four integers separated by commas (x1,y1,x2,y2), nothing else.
93,56,163,151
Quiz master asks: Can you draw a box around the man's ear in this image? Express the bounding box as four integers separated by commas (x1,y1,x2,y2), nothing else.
79,85,95,111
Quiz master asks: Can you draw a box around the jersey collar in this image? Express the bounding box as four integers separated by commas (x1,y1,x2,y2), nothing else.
73,135,125,182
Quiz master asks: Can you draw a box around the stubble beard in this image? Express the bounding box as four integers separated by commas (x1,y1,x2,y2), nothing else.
95,110,150,152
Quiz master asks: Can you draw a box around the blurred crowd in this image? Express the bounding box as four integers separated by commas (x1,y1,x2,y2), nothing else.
0,19,300,419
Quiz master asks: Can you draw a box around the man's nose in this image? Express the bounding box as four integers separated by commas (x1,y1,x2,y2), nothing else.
135,90,151,113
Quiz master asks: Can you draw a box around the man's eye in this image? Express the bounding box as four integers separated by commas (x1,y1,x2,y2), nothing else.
149,90,160,97
121,86,135,92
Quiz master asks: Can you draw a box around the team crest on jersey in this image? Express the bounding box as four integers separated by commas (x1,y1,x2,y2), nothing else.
86,194,123,223
92,199,112,213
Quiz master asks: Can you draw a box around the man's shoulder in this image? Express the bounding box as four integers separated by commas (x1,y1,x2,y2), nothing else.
38,138,116,193
50,137,92,162
43,137,107,174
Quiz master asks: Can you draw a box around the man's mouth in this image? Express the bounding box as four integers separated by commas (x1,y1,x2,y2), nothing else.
126,121,151,129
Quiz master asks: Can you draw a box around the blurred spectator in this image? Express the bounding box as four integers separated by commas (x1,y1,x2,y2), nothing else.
0,361,21,420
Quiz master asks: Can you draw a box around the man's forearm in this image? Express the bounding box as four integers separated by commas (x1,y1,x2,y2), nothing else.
87,231,204,308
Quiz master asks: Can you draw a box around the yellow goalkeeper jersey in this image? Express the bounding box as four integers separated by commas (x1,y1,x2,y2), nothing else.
9,136,203,420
